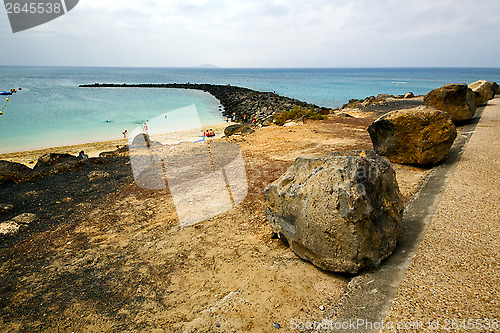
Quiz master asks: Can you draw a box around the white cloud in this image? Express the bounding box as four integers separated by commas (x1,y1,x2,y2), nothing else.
1,0,500,67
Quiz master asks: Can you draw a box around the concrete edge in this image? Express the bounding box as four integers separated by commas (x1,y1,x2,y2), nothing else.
321,102,488,333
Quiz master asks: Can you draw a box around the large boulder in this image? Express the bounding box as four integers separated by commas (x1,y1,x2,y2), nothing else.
468,80,496,106
423,83,476,121
264,150,404,274
368,106,457,165
0,160,35,184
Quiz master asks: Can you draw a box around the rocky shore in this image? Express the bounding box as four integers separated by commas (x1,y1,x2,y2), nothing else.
79,83,331,122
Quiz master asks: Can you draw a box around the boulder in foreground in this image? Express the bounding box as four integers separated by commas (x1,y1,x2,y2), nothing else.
423,83,476,121
368,106,457,165
264,150,404,274
468,80,496,107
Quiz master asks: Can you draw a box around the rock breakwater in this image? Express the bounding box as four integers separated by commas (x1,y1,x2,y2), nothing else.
79,83,330,123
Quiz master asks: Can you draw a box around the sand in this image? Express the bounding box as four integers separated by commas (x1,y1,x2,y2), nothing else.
0,113,432,332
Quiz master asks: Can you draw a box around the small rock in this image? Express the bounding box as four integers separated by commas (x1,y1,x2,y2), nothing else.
0,221,21,236
224,124,255,137
11,213,37,225
404,92,415,98
283,120,303,127
88,170,110,181
0,203,14,214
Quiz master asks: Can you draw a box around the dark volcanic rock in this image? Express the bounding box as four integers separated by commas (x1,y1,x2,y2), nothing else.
0,160,36,185
34,153,78,169
0,203,14,214
341,94,424,114
224,124,256,137
368,106,457,165
264,150,404,274
99,146,129,157
423,83,476,122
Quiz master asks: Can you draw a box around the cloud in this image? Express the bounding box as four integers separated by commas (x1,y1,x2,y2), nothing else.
1,0,500,67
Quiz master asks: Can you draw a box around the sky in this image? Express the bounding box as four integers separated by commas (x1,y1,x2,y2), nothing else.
1,0,500,68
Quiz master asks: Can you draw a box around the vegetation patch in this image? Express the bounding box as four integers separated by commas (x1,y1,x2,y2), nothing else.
274,106,327,126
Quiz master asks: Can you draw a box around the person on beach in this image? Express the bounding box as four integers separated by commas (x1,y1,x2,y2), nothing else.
243,114,248,123
143,122,149,135
252,116,257,124
209,129,215,137
232,112,236,122
122,129,128,138
78,150,88,159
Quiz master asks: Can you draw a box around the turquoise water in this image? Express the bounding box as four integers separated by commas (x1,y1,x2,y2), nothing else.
0,66,499,153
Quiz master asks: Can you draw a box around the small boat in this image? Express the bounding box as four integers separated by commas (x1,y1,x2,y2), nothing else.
0,91,13,96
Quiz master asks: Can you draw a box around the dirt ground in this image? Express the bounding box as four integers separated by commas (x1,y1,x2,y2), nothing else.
0,113,431,332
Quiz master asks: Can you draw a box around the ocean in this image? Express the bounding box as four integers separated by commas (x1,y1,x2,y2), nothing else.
0,66,499,153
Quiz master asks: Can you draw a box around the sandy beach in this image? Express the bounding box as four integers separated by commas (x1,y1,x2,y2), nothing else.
0,123,229,167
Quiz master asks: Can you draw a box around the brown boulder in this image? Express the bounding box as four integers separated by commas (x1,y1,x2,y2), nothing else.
264,150,404,274
423,83,476,121
368,106,457,165
468,80,496,106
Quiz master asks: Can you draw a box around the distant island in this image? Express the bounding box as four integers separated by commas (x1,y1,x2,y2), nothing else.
194,64,218,68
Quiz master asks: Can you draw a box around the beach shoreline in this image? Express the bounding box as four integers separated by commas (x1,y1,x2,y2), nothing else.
0,122,230,166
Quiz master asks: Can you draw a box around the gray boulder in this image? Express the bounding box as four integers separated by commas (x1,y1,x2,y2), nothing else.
423,83,476,121
368,106,457,165
468,80,496,106
264,150,404,274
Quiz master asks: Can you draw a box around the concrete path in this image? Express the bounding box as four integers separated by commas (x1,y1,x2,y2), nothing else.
324,97,499,332
381,98,500,331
